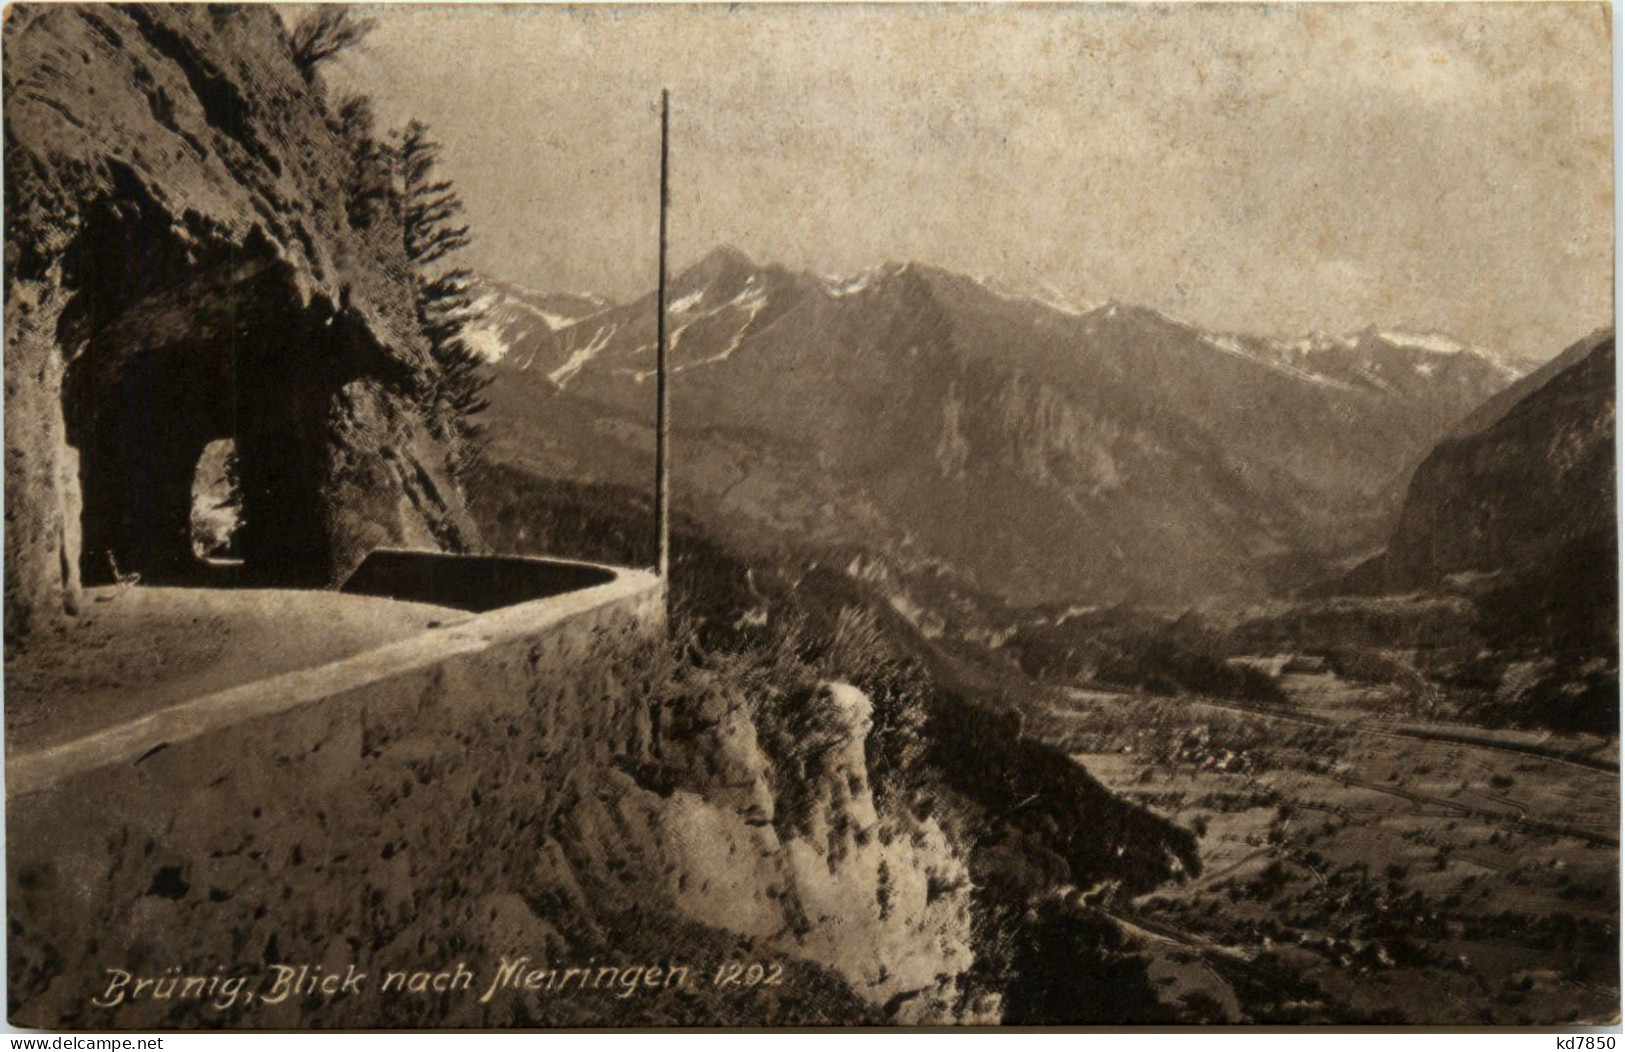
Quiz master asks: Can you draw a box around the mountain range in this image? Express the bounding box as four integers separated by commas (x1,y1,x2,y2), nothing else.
473,247,1541,606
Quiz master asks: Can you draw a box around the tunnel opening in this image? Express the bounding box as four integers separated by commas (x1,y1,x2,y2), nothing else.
190,438,244,565
61,321,380,591
12,144,486,634
56,274,380,592
65,338,238,587
48,165,433,595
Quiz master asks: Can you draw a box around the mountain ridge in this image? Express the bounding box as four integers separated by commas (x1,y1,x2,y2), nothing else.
1342,327,1616,603
474,246,1539,380
477,247,1532,606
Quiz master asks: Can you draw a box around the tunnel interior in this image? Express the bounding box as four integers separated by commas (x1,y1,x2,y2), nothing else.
61,309,411,589
54,181,412,591
66,337,236,585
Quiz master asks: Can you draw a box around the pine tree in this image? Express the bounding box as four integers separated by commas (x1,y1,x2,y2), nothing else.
336,93,392,230
393,119,491,475
289,6,376,79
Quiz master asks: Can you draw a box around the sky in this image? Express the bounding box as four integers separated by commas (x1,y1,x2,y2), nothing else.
322,2,1614,360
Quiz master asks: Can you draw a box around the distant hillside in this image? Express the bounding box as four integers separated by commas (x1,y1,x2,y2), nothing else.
478,247,1525,606
1343,329,1616,655
3,5,477,633
1449,328,1611,440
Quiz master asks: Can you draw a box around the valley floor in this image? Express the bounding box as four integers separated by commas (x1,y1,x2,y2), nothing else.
1032,673,1620,1025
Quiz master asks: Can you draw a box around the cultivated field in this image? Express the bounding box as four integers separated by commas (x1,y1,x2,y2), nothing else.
1030,673,1620,1025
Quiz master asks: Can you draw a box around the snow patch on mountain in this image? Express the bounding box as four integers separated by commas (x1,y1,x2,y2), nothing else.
676,296,767,373
1267,327,1525,382
622,278,772,383
538,308,586,330
1375,329,1477,356
1286,331,1358,355
1373,329,1525,380
461,327,510,363
671,277,766,356
1201,334,1361,392
823,266,889,299
972,274,1092,317
1203,333,1257,360
469,281,612,364
549,323,618,386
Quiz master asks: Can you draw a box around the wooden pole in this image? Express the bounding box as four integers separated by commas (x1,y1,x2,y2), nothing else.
655,90,671,592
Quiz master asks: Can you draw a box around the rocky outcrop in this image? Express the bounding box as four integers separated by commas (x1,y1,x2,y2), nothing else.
481,248,1523,606
551,679,986,1024
4,5,475,634
1332,328,1616,730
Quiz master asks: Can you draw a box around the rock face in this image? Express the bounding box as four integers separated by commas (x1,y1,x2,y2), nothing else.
4,5,475,634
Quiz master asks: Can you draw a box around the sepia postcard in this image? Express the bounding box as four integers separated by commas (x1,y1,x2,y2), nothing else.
2,1,1617,1030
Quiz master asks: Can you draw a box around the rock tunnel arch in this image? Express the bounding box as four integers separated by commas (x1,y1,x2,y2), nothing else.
49,175,450,594
4,5,479,635
66,333,242,585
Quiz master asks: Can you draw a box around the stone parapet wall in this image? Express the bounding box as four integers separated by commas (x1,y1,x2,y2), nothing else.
8,572,666,1028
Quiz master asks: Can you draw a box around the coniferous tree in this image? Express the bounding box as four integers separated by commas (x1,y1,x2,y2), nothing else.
336,93,393,230
289,6,376,79
393,119,491,475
